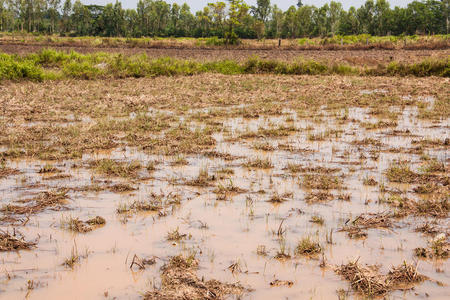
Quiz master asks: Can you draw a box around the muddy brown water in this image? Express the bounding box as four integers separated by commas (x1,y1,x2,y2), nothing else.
0,94,449,299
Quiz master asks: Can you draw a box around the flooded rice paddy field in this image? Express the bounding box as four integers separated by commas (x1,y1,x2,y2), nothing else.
0,74,448,299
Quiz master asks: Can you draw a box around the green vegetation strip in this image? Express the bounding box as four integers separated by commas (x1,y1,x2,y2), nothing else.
1,49,449,81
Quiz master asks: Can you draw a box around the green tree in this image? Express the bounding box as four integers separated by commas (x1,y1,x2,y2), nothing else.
208,1,226,36
48,0,61,33
72,0,91,35
339,6,359,35
251,0,271,23
283,5,297,38
297,5,315,37
61,0,72,34
226,0,248,43
328,1,343,35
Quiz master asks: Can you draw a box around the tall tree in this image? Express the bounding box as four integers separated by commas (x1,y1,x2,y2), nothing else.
226,0,248,43
251,0,271,23
48,0,61,33
61,0,72,33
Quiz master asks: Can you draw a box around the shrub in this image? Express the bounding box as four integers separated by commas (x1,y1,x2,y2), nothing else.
0,54,44,81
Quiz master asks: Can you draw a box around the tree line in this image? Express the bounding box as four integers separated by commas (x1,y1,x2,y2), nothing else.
0,0,448,39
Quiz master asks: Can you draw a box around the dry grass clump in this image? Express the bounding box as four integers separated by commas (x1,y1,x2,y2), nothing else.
244,157,273,169
268,192,293,204
269,279,294,287
420,159,445,173
131,199,163,212
335,260,426,297
109,183,136,193
412,138,449,147
1,189,69,215
238,125,296,139
361,120,398,129
86,216,106,225
302,174,342,190
415,234,449,259
157,124,215,155
336,261,388,296
144,255,245,300
38,163,60,173
309,215,325,225
352,137,384,147
295,237,322,257
90,159,141,178
213,180,246,201
60,215,106,233
0,230,36,251
252,142,276,151
305,191,334,203
362,175,378,186
186,167,216,187
413,182,438,194
166,228,187,241
257,125,298,138
415,222,441,236
339,213,392,239
0,163,19,178
386,262,428,286
62,244,90,268
285,163,340,174
307,129,341,141
129,192,180,214
381,193,448,218
42,173,72,181
171,155,188,166
203,151,241,161
385,161,417,183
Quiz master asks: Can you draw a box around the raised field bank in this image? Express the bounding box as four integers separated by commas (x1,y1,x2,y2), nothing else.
0,1,449,299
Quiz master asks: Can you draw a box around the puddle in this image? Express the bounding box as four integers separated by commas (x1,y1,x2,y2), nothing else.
0,96,449,300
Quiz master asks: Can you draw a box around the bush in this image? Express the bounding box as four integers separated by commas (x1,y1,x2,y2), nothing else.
205,37,226,46
0,49,448,81
0,54,44,81
63,61,102,79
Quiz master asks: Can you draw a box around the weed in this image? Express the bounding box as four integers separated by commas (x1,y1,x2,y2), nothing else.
295,237,322,257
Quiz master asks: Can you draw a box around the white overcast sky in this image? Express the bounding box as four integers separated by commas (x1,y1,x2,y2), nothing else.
80,1,414,11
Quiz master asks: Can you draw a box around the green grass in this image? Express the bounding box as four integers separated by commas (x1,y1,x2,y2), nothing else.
0,53,44,80
0,49,448,81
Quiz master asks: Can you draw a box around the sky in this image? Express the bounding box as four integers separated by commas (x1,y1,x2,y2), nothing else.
80,1,414,12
